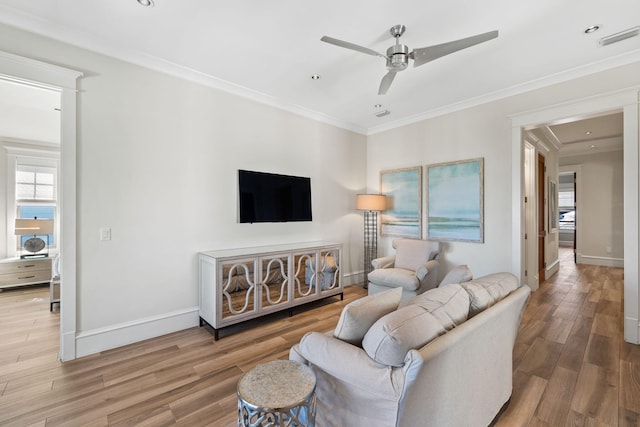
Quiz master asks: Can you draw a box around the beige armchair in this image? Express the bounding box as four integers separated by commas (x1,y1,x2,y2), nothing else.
367,239,440,301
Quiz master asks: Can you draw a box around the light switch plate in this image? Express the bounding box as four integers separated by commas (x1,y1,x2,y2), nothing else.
100,227,111,241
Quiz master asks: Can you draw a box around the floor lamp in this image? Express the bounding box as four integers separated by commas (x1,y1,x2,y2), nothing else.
356,194,387,289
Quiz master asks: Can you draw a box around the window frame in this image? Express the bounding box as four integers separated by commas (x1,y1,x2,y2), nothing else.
4,145,60,257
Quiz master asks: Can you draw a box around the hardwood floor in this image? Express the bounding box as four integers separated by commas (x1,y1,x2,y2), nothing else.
1,249,638,426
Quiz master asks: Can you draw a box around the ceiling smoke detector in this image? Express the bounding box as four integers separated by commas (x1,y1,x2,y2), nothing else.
598,26,639,46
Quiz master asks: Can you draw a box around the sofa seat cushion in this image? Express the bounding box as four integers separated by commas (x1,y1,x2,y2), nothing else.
362,284,470,367
461,272,519,317
333,287,402,346
368,268,419,291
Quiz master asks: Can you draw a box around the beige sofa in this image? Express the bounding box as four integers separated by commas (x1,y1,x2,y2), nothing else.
289,272,530,427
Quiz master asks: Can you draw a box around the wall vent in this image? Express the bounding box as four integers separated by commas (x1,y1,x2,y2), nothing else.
598,26,640,46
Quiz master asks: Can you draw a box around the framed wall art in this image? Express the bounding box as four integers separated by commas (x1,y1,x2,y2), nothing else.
426,158,484,243
379,166,422,238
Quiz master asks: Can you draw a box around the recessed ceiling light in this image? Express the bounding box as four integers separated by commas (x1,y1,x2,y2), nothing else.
590,144,597,149
137,0,154,7
311,74,320,80
584,25,600,34
374,104,382,108
585,130,592,135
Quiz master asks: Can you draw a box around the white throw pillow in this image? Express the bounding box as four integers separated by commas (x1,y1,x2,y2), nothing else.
333,287,402,346
362,284,470,367
439,265,473,287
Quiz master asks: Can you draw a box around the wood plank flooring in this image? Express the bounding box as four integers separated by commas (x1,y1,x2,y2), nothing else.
1,248,638,426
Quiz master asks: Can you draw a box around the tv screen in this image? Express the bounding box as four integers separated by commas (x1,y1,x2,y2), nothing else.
238,170,312,223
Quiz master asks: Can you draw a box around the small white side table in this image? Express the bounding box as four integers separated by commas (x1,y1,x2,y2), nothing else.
237,359,316,427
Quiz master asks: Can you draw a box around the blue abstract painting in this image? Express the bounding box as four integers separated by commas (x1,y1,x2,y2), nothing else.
427,158,484,242
380,166,422,238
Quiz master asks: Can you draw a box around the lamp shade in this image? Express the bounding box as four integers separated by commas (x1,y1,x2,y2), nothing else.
15,218,54,235
356,194,387,211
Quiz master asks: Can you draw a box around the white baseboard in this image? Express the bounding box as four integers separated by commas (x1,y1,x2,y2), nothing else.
75,307,199,358
624,316,640,344
343,271,364,286
577,254,624,268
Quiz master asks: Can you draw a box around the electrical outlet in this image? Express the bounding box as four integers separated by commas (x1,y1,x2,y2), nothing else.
100,227,111,241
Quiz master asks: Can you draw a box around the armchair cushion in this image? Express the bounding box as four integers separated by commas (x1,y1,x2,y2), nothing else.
367,268,420,291
362,284,470,367
333,287,402,346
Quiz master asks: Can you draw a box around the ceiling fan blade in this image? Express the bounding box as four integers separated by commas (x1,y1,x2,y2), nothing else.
321,36,387,59
378,71,397,95
411,30,498,67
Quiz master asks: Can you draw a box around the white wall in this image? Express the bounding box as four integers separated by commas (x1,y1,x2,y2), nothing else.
561,151,624,266
0,23,367,355
367,63,640,285
367,105,512,278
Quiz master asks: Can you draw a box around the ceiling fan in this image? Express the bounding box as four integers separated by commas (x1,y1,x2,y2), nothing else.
321,25,498,95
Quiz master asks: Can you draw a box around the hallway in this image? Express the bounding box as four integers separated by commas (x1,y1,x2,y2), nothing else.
496,247,638,426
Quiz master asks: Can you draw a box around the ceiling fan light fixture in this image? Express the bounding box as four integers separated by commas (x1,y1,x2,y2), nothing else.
137,0,154,7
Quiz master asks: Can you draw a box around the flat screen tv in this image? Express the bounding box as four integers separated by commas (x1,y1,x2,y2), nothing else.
238,170,312,223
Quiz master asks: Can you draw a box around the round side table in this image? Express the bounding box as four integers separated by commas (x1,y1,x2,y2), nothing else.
237,359,316,427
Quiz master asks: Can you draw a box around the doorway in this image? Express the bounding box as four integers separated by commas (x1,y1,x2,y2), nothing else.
537,153,546,281
511,90,639,344
0,51,82,360
558,171,577,263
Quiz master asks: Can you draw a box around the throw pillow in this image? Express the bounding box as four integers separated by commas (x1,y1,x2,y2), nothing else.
362,284,470,367
439,265,473,287
333,287,402,346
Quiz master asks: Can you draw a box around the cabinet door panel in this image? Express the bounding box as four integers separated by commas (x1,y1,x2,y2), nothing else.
317,249,341,293
292,253,316,301
220,259,257,320
259,255,289,310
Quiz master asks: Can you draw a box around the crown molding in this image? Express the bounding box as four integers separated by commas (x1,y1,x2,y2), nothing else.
1,6,639,137
367,49,640,135
0,8,367,135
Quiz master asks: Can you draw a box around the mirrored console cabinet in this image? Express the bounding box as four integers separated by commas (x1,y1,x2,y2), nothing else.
198,241,343,339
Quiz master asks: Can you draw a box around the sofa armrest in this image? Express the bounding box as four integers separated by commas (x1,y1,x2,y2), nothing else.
371,255,395,270
292,332,406,397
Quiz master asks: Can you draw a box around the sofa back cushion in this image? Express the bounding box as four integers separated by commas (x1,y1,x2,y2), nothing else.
333,287,402,346
393,239,440,271
362,284,470,367
460,272,519,317
439,265,473,287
